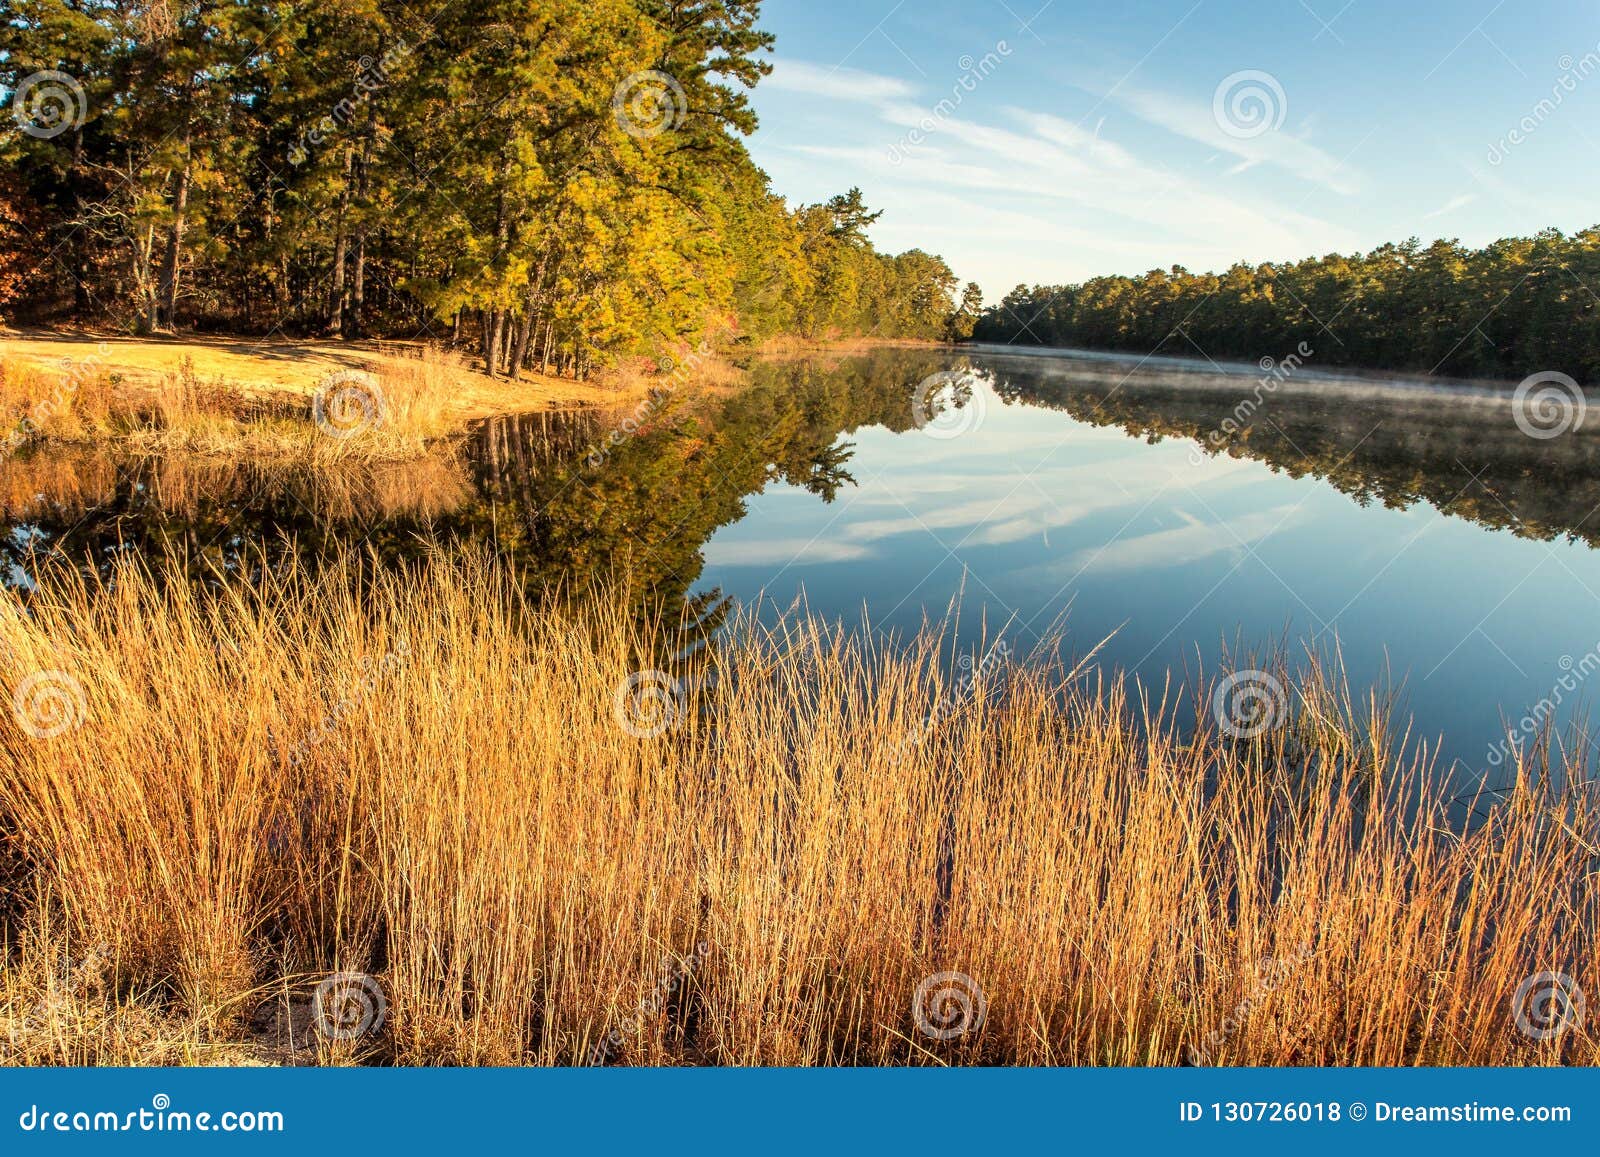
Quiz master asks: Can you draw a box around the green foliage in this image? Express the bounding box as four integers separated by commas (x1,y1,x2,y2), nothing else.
971,231,1600,380
0,1,966,364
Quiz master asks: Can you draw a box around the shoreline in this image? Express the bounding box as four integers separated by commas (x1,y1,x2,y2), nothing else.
0,330,949,462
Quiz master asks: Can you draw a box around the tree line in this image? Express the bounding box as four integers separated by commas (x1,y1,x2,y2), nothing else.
0,0,976,376
970,229,1600,380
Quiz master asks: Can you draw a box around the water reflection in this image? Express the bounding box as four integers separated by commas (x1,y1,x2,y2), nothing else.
4,345,1600,773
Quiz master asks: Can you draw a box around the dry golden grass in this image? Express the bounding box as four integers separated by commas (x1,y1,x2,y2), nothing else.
0,549,1594,1067
0,350,464,461
0,332,641,421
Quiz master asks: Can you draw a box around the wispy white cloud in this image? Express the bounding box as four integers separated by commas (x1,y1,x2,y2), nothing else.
763,59,917,104
1049,503,1304,576
1423,192,1477,220
755,57,1363,287
1111,85,1362,196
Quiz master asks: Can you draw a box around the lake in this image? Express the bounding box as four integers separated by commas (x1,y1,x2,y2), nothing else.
6,343,1599,782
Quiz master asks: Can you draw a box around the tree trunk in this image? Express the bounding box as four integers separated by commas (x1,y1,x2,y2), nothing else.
350,121,374,337
156,134,192,331
509,303,536,380
329,148,352,335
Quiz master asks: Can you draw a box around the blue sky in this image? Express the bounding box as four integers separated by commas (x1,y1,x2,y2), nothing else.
743,0,1600,296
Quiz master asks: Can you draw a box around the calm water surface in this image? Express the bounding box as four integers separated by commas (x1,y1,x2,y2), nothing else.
6,344,1599,778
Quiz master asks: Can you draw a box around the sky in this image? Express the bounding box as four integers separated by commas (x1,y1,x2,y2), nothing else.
743,0,1600,296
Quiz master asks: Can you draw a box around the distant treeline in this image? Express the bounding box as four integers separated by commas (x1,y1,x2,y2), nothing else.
0,0,976,375
970,230,1600,380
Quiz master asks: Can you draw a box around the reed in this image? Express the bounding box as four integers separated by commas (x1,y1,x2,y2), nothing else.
0,348,459,461
0,549,1593,1066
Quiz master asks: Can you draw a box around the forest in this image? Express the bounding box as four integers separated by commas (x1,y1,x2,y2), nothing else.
971,229,1600,380
0,0,974,375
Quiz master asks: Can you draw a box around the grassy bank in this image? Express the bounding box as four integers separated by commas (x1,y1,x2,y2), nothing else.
0,333,678,461
0,550,1594,1067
